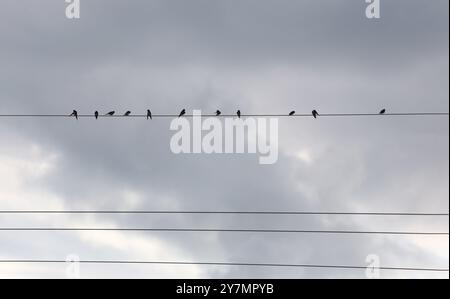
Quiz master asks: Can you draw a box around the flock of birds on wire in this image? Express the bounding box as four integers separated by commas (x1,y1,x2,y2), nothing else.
69,109,388,120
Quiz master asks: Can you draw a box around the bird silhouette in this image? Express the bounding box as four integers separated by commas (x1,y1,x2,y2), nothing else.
124,111,131,116
179,109,186,118
70,110,78,120
216,110,222,116
289,111,296,116
312,110,319,119
379,109,386,115
237,110,241,118
147,110,152,120
94,111,99,119
106,111,115,116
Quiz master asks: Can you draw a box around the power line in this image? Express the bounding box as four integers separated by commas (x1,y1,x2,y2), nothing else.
0,259,447,272
0,210,447,216
0,112,448,118
0,227,447,235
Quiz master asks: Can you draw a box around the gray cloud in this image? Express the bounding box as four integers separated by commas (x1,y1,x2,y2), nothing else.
0,0,448,278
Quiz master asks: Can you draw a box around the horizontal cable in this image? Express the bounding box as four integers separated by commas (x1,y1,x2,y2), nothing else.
0,228,447,235
0,112,448,118
0,259,447,272
0,210,447,216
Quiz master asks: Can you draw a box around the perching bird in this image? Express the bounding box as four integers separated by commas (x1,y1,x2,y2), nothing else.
179,109,186,118
124,111,131,116
289,111,296,116
106,111,115,116
70,110,78,120
237,110,241,118
147,110,152,120
379,109,386,115
94,111,99,119
216,110,222,116
312,110,319,119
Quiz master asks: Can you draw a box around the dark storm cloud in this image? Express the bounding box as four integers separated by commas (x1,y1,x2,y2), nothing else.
1,0,448,68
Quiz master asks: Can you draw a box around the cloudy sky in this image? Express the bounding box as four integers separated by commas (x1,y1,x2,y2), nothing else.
0,0,448,278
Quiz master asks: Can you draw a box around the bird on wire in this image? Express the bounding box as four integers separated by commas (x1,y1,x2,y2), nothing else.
70,110,78,120
216,110,222,116
312,110,319,119
105,111,115,116
179,109,186,118
124,111,131,116
147,110,152,120
289,111,296,116
94,111,99,119
379,109,386,115
237,110,241,118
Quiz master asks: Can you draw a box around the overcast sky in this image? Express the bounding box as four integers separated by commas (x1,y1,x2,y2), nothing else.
0,0,448,278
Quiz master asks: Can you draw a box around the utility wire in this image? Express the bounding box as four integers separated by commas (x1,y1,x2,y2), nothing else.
0,210,447,216
0,259,447,272
0,112,448,118
0,227,447,235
